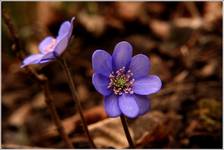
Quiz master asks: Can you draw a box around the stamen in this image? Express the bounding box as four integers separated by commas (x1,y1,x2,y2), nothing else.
108,67,135,95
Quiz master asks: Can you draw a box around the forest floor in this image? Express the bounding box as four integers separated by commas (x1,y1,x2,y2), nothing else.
2,2,222,148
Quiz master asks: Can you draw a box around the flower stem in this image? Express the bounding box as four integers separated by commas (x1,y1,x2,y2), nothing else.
42,81,74,148
58,58,96,148
120,115,135,148
3,11,74,149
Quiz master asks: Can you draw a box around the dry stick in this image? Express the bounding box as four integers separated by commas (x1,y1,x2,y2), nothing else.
58,58,96,148
120,115,135,148
2,10,74,149
24,68,75,149
2,9,23,60
42,80,74,148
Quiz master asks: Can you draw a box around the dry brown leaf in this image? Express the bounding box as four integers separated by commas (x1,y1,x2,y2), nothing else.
204,2,222,24
77,84,90,102
130,111,164,141
132,111,182,147
36,2,62,29
31,92,46,109
8,103,31,126
89,111,181,148
173,17,203,29
173,70,189,83
116,2,143,21
78,12,105,36
2,90,28,108
88,117,134,148
149,19,171,40
40,106,106,139
198,60,217,78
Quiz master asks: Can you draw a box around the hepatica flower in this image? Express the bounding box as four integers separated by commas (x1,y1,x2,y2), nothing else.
92,41,162,118
21,17,75,68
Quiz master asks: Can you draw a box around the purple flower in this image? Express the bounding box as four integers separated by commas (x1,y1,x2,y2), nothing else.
92,41,162,118
21,17,75,68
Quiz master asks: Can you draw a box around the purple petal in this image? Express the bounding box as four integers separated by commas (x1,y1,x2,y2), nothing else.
112,41,133,71
54,17,75,56
39,52,56,63
20,54,43,68
68,17,75,38
92,73,112,96
134,94,150,115
130,54,151,79
38,36,56,54
92,50,112,77
58,21,71,37
133,75,162,95
54,34,69,56
58,17,75,39
118,94,139,118
104,94,121,117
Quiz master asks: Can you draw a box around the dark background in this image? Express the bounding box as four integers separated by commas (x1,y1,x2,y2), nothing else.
2,2,223,148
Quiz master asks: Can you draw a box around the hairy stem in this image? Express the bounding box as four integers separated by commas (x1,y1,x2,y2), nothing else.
120,115,135,148
58,58,96,148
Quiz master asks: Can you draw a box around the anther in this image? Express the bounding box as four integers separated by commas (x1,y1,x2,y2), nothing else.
107,67,135,95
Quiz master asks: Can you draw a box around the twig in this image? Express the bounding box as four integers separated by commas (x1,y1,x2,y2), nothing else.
2,9,23,60
120,115,135,148
57,58,96,148
2,9,74,148
42,80,74,148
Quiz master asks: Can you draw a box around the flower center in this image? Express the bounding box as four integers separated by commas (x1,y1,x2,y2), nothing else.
45,38,57,53
107,67,135,95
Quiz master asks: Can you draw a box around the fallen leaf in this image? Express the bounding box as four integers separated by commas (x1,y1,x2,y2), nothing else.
8,103,31,126
89,117,134,148
197,60,217,78
116,2,143,21
39,106,106,140
149,19,171,40
78,12,105,36
131,111,182,148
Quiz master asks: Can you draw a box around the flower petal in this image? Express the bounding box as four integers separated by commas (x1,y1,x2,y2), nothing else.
92,73,112,96
54,17,75,56
92,50,112,77
133,75,162,95
112,41,133,71
130,54,151,79
20,54,43,68
118,94,139,118
68,17,75,38
38,36,55,54
134,94,150,115
57,17,75,40
54,34,69,56
104,94,121,117
58,21,71,37
39,52,56,63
